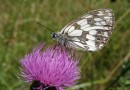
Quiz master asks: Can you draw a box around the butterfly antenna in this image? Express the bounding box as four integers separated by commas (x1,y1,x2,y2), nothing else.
37,22,55,33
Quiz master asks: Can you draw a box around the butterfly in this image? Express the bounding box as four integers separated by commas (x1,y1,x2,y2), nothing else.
40,9,115,51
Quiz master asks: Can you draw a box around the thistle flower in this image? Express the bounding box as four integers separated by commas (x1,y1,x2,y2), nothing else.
20,44,80,90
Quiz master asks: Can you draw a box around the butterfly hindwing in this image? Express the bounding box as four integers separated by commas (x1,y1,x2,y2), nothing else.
60,9,114,51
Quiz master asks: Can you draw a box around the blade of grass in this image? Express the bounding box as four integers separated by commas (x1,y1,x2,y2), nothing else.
114,8,130,28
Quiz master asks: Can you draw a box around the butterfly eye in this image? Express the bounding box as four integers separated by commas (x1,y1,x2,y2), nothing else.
51,33,56,38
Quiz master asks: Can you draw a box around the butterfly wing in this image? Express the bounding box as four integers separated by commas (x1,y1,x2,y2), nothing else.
60,9,115,51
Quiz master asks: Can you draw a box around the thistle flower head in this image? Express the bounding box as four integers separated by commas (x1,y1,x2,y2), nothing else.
20,45,80,90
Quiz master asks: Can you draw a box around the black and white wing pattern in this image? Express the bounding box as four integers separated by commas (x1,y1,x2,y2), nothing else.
60,9,115,51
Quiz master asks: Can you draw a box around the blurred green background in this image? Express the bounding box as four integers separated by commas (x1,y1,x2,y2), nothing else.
0,0,130,90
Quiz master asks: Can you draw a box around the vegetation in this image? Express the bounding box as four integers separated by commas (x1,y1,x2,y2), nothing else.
0,0,130,90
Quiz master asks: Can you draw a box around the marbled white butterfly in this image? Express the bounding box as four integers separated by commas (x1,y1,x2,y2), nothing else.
43,9,115,51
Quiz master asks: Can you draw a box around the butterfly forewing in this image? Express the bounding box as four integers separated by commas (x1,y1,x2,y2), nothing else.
60,9,115,51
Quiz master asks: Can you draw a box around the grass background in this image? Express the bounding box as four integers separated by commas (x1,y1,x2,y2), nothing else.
0,0,130,90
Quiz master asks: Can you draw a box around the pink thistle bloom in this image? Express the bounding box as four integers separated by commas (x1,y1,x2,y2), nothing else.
20,44,80,90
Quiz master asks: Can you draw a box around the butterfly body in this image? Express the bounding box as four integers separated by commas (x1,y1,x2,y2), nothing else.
52,9,115,51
